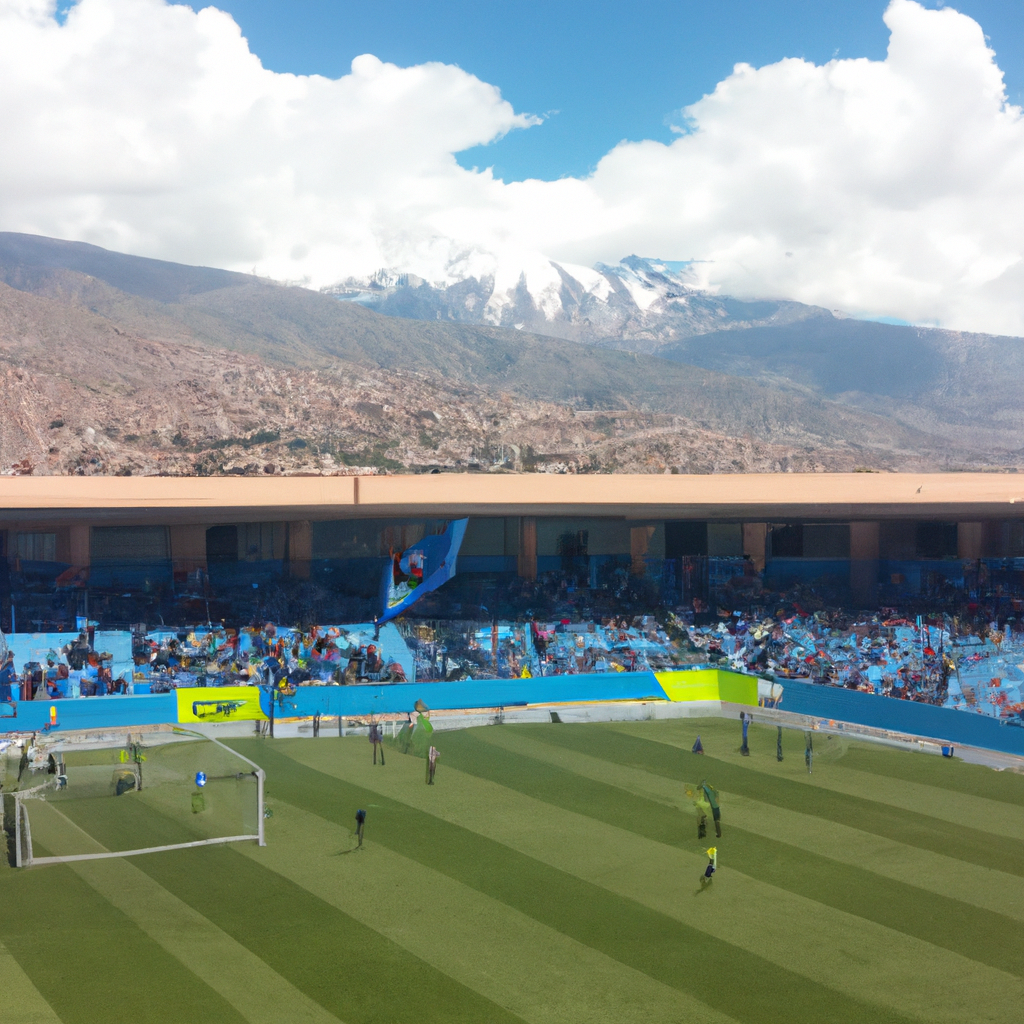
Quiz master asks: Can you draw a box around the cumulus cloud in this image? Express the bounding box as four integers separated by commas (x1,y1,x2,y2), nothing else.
1,0,1023,334
0,0,537,279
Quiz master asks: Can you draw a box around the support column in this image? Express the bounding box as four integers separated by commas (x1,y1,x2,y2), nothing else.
518,517,537,580
630,526,655,576
742,523,767,573
68,523,90,567
850,521,879,607
957,522,984,559
288,520,312,578
169,524,208,573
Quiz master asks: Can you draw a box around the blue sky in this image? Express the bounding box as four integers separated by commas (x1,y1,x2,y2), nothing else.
214,0,1022,182
15,1,1024,332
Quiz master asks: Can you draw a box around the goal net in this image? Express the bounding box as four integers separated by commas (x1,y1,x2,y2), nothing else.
4,732,264,868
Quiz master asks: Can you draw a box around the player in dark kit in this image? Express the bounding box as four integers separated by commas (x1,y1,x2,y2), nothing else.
369,721,385,765
355,808,366,848
703,782,722,838
740,712,750,756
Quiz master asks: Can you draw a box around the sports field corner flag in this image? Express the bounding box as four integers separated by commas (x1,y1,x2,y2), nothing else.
379,519,468,625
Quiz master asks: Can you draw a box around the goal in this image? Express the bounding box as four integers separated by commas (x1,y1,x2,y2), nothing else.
5,731,265,868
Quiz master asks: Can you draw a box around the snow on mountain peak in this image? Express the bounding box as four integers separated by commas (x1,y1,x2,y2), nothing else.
323,254,810,348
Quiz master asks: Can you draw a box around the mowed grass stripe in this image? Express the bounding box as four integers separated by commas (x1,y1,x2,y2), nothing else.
49,796,526,1024
274,736,1024,1024
26,802,344,1024
244,795,741,1024
837,743,1024,806
0,937,65,1024
544,722,1024,875
258,745,1015,1024
237,741,913,1024
451,726,1024,977
617,720,1024,841
0,862,249,1024
476,725,1024,923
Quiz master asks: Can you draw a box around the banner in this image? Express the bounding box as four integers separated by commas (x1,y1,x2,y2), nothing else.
176,686,267,723
379,519,468,625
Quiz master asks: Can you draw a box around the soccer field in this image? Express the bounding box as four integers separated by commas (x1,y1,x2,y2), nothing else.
2,718,1023,1024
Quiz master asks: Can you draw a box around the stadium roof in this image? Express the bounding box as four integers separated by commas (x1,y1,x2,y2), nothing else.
1,473,1023,526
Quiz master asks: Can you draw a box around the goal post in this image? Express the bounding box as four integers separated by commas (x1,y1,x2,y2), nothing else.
8,731,266,869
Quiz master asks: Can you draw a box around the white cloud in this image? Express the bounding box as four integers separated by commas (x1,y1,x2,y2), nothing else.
1,0,1023,334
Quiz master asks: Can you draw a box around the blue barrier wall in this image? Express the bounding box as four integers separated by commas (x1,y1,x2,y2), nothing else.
4,695,176,733
781,680,1024,755
5,672,1024,757
272,672,669,718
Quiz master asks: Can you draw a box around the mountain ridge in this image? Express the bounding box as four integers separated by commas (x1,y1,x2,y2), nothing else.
0,232,1015,476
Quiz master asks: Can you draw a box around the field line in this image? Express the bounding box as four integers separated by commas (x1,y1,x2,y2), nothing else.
476,725,1024,922
276,738,1024,1024
543,723,1022,873
611,721,1024,840
0,937,64,1024
241,795,741,1024
26,798,346,1024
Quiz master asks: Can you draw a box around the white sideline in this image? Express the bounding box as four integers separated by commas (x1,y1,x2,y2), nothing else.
28,834,261,866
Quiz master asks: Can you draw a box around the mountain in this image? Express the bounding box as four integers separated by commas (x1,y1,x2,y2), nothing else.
652,317,1024,452
0,231,253,303
0,232,1015,476
327,251,1024,453
325,255,823,348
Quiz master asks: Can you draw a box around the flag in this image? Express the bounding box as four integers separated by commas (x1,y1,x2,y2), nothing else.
379,519,468,625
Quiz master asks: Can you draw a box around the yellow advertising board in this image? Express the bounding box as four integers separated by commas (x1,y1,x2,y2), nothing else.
655,669,757,706
176,686,267,724
716,670,759,706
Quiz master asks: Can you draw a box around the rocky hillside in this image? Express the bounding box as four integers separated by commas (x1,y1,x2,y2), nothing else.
0,233,1016,476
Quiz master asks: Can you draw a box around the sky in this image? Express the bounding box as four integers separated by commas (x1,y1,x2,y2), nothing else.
5,0,1024,335
211,0,1024,183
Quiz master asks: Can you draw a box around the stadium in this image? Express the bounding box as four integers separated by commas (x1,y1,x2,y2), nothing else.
0,472,1022,1023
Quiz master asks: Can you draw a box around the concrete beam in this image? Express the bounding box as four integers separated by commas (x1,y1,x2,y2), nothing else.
630,525,655,576
288,520,312,578
742,523,767,572
850,521,880,607
957,522,984,559
68,523,90,567
169,524,207,571
4,474,1024,525
518,517,537,580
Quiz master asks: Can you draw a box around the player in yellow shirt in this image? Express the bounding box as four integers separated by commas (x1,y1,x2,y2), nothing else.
700,847,718,888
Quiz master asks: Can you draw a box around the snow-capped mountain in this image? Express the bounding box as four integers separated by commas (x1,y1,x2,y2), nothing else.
323,256,822,349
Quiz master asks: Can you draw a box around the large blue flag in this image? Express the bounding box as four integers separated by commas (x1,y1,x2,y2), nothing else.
379,519,468,624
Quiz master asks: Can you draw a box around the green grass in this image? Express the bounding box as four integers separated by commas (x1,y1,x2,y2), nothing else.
1,718,1022,1023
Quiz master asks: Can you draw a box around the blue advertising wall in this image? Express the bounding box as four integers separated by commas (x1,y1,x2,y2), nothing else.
269,672,670,719
4,694,176,733
0,673,669,735
780,679,1024,756
4,671,1024,757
